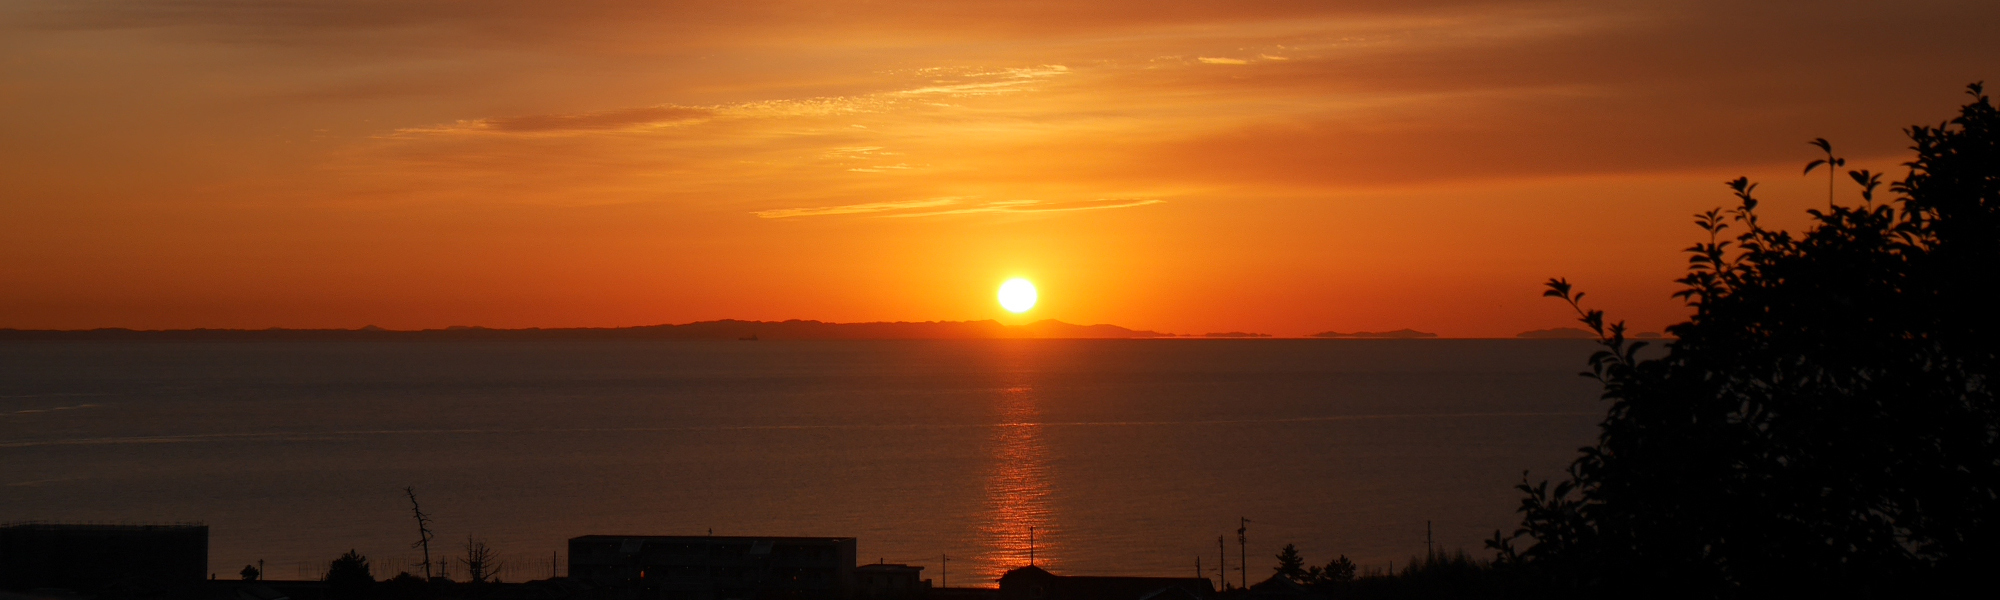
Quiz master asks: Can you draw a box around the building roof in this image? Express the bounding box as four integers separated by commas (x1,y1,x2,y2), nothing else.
1241,574,1322,599
0,522,206,532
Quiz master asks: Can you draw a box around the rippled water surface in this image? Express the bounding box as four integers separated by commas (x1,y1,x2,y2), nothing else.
0,339,1602,583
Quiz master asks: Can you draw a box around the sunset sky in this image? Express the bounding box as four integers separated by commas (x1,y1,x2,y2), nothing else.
3,1,1995,336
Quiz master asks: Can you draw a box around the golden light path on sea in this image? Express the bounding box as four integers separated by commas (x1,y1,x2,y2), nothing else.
976,381,1056,579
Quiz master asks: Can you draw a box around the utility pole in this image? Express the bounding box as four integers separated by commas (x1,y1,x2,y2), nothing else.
1237,517,1250,590
1028,526,1037,566
1216,536,1227,590
1195,556,1201,581
1426,520,1434,560
941,554,949,588
405,487,435,580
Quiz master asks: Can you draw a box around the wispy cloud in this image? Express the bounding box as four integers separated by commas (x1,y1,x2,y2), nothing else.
824,146,889,158
1197,57,1248,65
481,105,712,132
897,65,1069,96
887,198,1164,218
395,105,712,135
752,197,1163,219
847,164,917,173
393,64,1070,139
752,197,962,219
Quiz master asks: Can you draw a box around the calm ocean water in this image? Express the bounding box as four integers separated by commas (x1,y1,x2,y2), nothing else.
0,339,1602,584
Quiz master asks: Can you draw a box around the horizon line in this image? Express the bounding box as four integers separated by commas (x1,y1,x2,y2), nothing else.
0,318,1644,341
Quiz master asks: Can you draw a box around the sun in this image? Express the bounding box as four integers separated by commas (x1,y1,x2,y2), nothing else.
998,278,1038,313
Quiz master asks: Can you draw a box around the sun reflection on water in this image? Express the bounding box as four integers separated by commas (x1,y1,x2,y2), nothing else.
974,384,1056,580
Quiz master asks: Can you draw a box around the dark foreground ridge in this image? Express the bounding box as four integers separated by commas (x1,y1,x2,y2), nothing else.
0,319,1175,341
0,523,1476,600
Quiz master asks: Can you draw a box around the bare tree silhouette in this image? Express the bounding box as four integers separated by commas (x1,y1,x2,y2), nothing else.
461,537,502,584
405,487,436,580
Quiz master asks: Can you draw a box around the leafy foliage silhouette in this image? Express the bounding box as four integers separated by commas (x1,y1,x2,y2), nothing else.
326,549,375,598
1493,83,1998,598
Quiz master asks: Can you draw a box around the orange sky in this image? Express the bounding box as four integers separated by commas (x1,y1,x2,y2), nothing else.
2,1,1995,336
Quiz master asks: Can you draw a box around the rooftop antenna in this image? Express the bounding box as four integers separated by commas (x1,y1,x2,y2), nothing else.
1426,520,1434,560
1195,556,1202,581
404,487,435,580
1028,526,1036,566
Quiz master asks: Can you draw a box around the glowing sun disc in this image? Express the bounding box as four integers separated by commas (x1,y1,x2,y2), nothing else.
998,279,1038,313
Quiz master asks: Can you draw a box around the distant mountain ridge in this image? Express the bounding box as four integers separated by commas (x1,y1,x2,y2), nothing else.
0,319,1172,341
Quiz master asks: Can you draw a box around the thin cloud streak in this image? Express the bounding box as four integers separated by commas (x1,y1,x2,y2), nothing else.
753,198,1164,219
887,199,1165,218
753,197,962,219
481,105,713,132
388,64,1071,140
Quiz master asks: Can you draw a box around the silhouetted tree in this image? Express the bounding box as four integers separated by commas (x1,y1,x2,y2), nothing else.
1494,83,1999,598
326,549,374,598
1274,544,1307,583
406,486,436,579
461,537,501,584
239,564,259,581
380,572,430,600
1310,554,1356,585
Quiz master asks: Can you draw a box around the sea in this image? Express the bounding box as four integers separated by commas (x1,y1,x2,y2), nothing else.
0,339,1604,584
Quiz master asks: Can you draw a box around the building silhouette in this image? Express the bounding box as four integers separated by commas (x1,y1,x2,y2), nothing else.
567,535,856,599
855,562,930,599
997,565,1214,600
0,523,208,593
